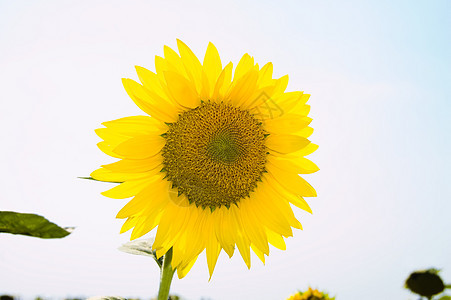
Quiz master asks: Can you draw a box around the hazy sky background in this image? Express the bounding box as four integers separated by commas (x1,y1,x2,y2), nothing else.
1,1,450,299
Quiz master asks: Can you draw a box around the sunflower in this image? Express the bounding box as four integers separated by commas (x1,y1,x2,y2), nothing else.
286,287,334,300
92,40,318,279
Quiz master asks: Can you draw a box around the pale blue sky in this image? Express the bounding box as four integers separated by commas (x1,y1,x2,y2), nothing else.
0,1,450,299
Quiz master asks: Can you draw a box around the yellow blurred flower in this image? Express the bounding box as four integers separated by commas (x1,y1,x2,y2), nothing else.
287,287,334,300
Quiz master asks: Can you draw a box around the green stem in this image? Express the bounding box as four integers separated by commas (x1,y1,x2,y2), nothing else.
157,248,175,300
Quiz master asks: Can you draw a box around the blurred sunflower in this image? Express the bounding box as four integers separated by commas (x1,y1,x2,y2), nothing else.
92,40,318,279
405,269,445,298
286,287,334,300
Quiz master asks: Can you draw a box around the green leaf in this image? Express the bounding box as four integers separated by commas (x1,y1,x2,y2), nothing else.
78,177,123,184
118,239,162,268
0,211,73,239
438,296,451,300
78,176,97,180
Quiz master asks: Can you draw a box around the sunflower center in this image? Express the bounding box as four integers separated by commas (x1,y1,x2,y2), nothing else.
161,101,267,209
207,131,240,163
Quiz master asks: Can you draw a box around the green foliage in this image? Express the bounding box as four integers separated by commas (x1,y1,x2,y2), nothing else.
118,239,163,268
0,211,72,239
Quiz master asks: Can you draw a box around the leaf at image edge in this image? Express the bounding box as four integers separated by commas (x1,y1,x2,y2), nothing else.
0,211,72,239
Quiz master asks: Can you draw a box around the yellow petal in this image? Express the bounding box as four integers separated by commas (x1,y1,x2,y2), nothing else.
177,255,198,279
234,53,254,81
155,55,167,81
95,128,129,145
260,183,303,230
289,196,312,214
299,142,318,156
135,66,169,100
102,115,166,136
267,155,319,174
257,62,274,87
226,69,259,107
265,175,313,214
172,207,207,267
167,188,190,208
97,141,123,159
251,185,293,237
240,199,269,255
130,212,164,240
266,171,313,214
102,155,163,173
214,207,235,258
122,78,177,122
258,181,297,223
264,115,312,134
206,218,221,280
153,198,191,251
274,143,318,158
266,134,311,154
254,63,260,71
101,175,157,199
230,206,251,269
203,42,222,94
171,206,200,268
268,190,303,230
164,71,200,108
156,247,168,259
199,70,211,101
272,75,289,97
120,217,138,234
274,92,308,114
163,45,187,77
176,39,203,93
145,86,184,117
91,167,150,183
251,244,266,264
113,134,165,159
266,162,317,197
155,54,183,78
266,229,286,250
299,126,314,138
247,89,285,119
116,175,170,218
241,83,277,110
215,206,239,258
186,209,210,261
212,62,233,101
236,232,251,269
292,104,311,116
